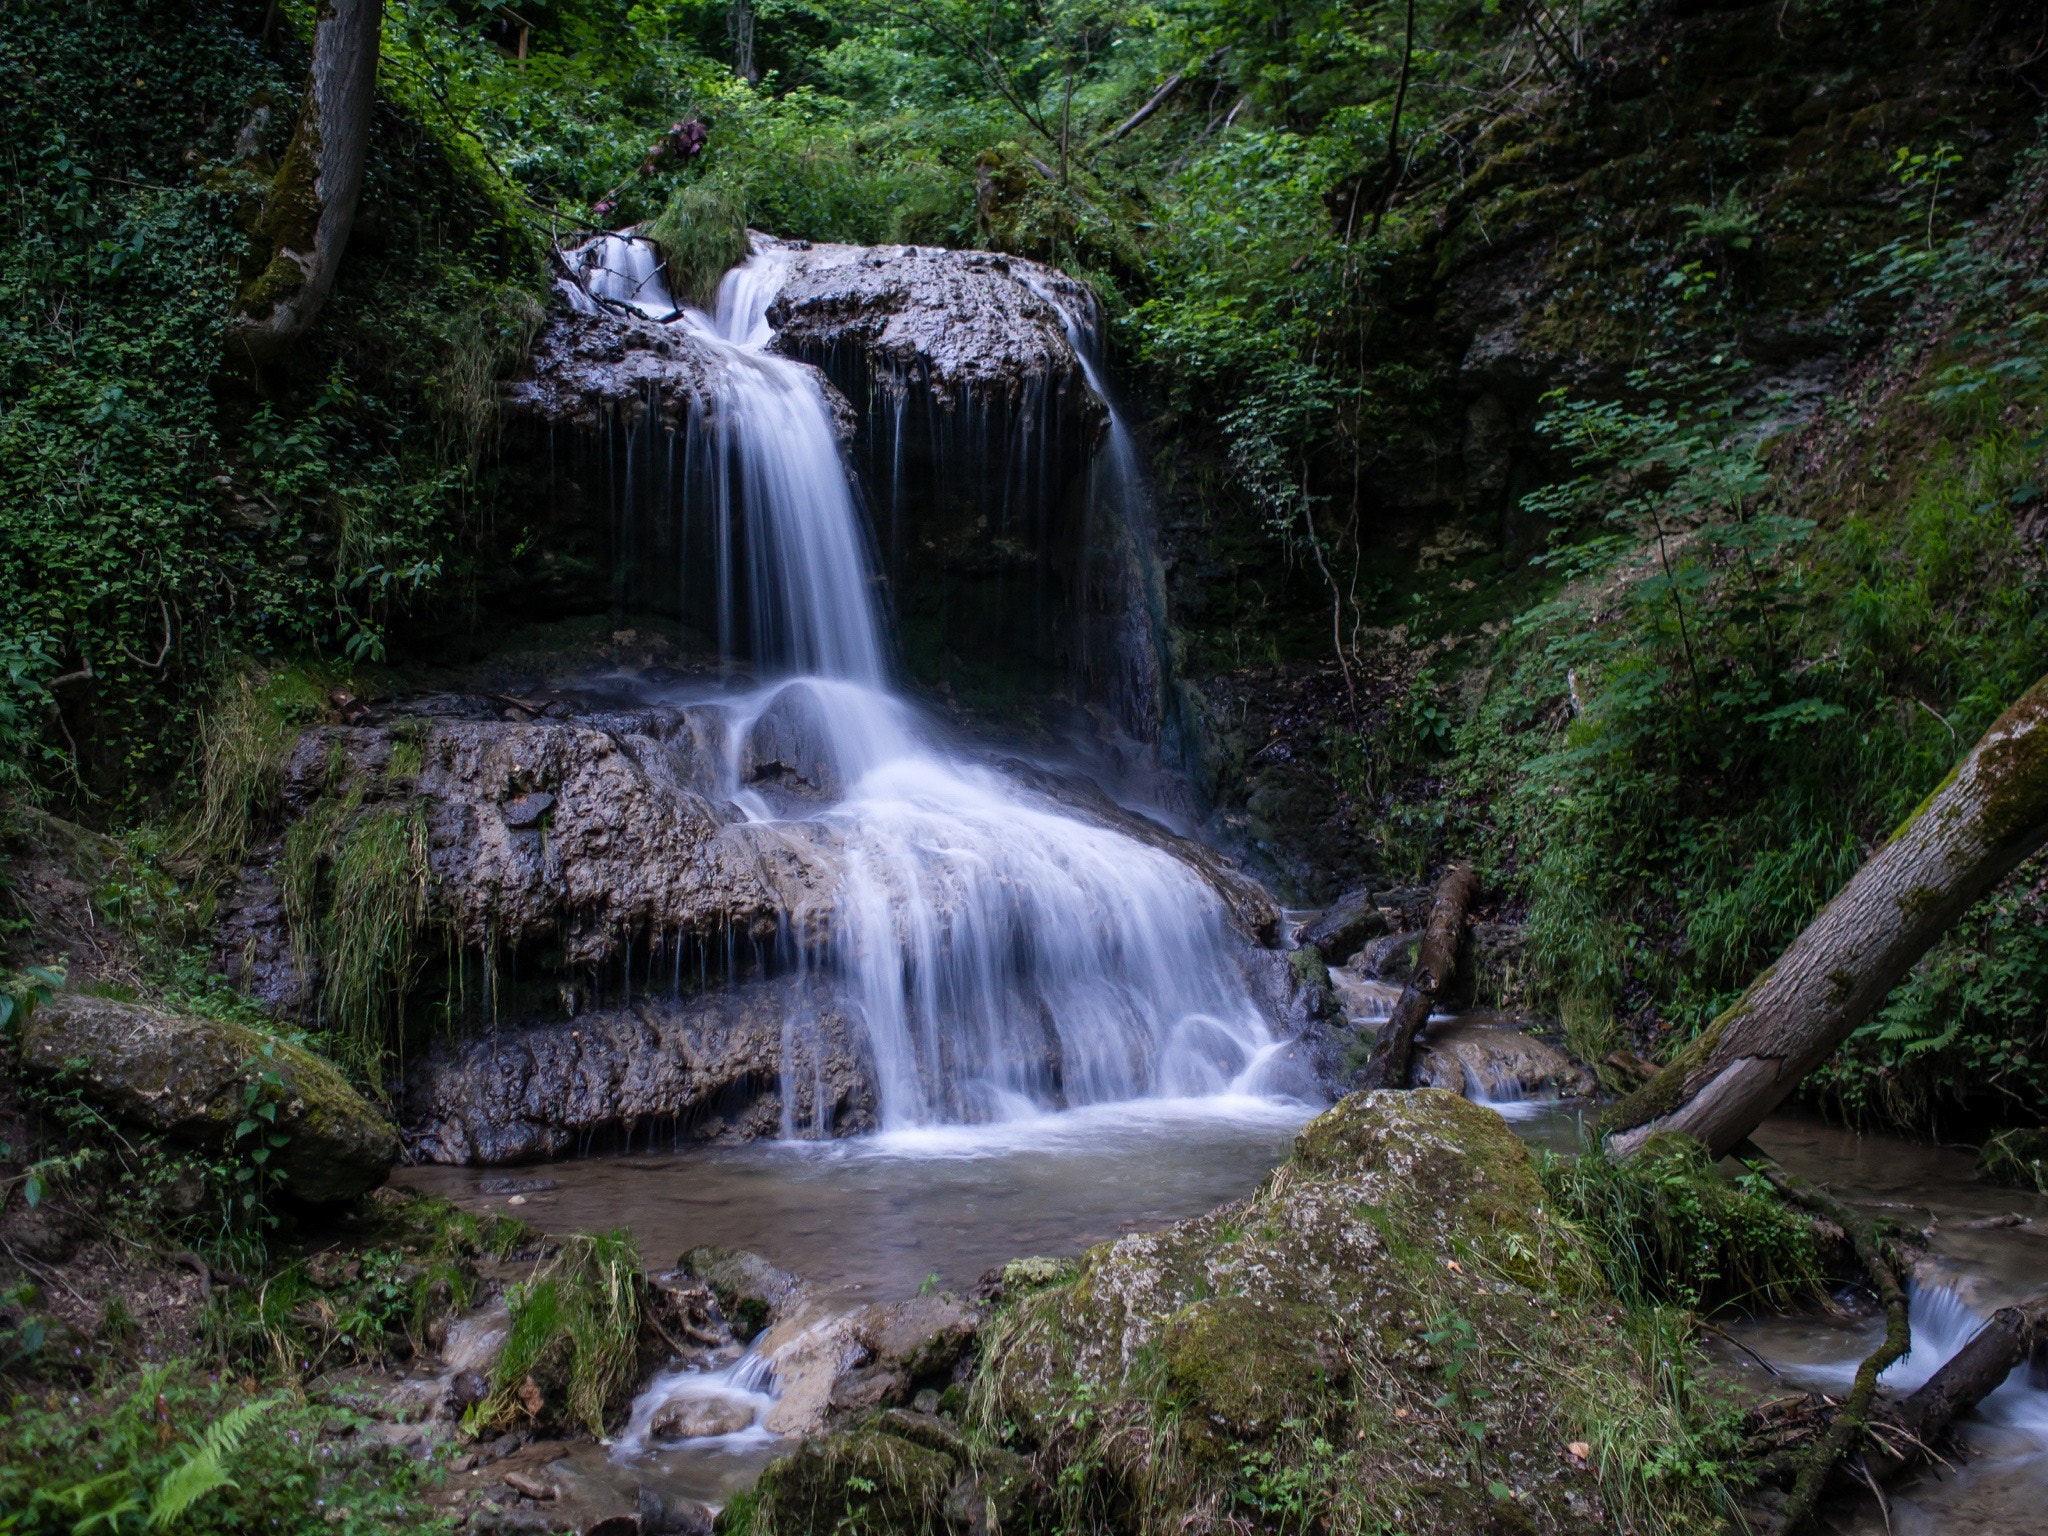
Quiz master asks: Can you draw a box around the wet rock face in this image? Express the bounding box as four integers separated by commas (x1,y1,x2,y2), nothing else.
1412,1020,1597,1102
267,711,829,970
402,976,878,1164
759,241,1112,708
973,1091,1671,1535
504,308,857,443
484,233,1126,716
17,992,399,1202
506,310,725,432
227,694,1311,1163
763,240,1099,407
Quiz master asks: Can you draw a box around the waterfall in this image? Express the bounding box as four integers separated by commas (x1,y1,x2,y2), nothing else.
573,235,1284,1132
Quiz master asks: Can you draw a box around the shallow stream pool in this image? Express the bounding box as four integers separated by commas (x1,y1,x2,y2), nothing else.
396,1095,2048,1526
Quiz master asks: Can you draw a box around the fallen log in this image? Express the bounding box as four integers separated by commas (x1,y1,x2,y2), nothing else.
1735,1146,1911,1534
1607,673,2048,1159
1357,862,1478,1090
1863,1291,2048,1483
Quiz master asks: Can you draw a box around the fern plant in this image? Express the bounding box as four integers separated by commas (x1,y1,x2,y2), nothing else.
145,1396,277,1529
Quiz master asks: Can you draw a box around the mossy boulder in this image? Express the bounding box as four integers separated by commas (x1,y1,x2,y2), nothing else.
976,1090,1716,1535
729,1409,1053,1536
17,991,399,1202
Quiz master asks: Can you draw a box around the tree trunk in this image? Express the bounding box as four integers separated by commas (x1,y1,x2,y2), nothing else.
227,0,383,367
1358,863,1478,1089
1608,673,2048,1159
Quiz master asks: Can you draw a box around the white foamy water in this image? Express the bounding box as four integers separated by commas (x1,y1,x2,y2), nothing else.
567,235,1295,1133
613,1348,781,1459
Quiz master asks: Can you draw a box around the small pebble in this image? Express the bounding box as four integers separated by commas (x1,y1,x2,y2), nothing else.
507,1195,527,1207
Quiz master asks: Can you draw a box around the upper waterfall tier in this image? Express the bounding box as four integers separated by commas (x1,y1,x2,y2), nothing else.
510,235,1106,436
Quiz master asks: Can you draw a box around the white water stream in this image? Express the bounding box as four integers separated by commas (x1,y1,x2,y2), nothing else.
569,234,1291,1132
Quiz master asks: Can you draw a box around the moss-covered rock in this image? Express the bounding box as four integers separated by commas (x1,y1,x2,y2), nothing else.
728,1408,1054,1536
975,1090,1717,1535
16,991,399,1202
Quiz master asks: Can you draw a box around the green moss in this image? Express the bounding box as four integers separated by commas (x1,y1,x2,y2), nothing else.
1973,679,2048,848
235,110,326,323
739,1421,957,1536
1161,1295,1335,1458
975,1091,1720,1536
647,180,750,309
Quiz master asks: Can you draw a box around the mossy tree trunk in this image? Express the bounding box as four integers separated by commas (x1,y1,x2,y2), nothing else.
1607,674,2048,1159
227,0,382,366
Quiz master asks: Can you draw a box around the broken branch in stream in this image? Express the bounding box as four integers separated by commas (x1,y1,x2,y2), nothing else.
1358,863,1477,1090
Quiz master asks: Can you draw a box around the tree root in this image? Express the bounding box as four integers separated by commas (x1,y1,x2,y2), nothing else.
1732,1142,1911,1535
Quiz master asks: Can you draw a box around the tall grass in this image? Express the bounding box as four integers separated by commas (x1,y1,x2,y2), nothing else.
484,1231,644,1438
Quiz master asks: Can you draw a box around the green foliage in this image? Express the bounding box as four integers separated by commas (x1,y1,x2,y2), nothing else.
0,1,540,805
1536,1136,1823,1313
484,1229,643,1438
1810,858,2048,1134
648,179,752,306
0,1365,449,1535
1458,209,2048,1079
280,793,434,1081
189,663,330,867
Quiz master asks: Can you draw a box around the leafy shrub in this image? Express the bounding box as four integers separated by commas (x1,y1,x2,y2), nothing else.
648,179,751,307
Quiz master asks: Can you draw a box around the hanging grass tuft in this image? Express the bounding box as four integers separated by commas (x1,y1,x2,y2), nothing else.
647,179,750,309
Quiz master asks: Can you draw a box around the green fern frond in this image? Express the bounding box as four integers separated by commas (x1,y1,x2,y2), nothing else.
146,1395,277,1529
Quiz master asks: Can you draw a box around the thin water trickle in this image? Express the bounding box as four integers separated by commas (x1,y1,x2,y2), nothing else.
566,234,1296,1132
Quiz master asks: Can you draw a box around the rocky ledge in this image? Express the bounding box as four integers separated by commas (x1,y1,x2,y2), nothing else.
402,975,876,1164
506,236,1105,439
217,687,1317,1165
763,239,1101,407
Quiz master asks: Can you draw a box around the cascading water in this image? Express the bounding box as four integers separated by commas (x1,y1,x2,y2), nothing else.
571,234,1287,1132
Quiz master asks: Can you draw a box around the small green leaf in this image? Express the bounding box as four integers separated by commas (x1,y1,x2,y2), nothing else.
24,1175,44,1209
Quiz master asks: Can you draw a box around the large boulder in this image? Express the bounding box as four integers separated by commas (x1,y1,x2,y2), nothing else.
764,240,1100,410
404,976,876,1164
736,1409,1053,1536
1412,1020,1596,1102
504,306,857,444
972,1091,1699,1536
17,992,398,1202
